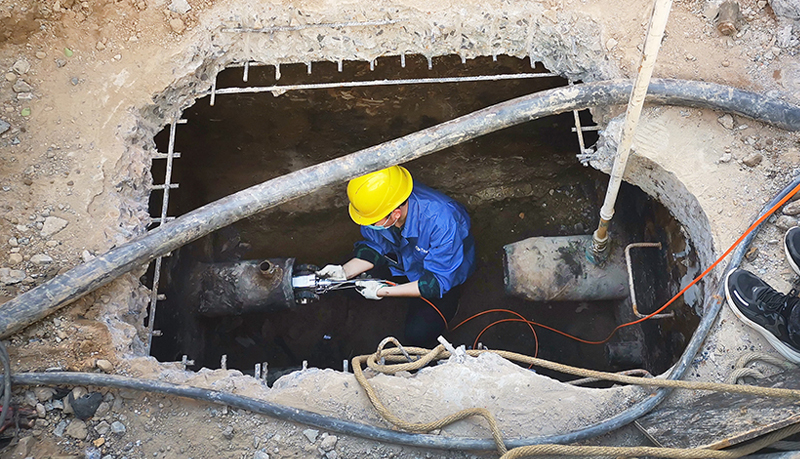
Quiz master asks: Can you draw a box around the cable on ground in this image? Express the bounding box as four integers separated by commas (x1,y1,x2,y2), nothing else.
0,178,792,455
2,340,799,456
0,341,10,433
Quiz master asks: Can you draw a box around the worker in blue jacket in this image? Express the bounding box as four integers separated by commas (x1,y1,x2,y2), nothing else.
317,165,476,347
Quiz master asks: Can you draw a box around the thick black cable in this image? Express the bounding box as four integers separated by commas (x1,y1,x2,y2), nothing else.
4,371,496,450
3,170,798,452
0,341,10,431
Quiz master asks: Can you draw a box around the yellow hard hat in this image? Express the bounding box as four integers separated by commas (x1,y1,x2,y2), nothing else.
347,166,413,225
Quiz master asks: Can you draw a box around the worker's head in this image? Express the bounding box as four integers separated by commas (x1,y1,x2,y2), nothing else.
347,165,413,228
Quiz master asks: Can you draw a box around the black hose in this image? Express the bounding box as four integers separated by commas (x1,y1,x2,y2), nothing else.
0,342,10,430
0,79,798,339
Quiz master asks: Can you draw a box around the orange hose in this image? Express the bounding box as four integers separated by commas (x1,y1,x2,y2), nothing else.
421,296,449,330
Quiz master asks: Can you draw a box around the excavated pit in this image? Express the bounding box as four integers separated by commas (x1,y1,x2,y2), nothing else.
146,55,701,383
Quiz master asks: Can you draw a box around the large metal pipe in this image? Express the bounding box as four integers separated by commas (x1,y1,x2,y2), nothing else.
193,258,296,317
0,78,798,338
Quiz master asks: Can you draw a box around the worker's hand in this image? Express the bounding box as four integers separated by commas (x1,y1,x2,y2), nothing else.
316,264,347,281
355,280,388,300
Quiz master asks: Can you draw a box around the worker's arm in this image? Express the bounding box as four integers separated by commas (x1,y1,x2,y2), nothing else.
342,258,374,279
377,280,420,298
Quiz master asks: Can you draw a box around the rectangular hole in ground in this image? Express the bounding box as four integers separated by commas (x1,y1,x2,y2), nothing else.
147,55,699,384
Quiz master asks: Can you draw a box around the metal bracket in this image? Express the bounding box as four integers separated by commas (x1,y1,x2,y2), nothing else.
625,242,674,319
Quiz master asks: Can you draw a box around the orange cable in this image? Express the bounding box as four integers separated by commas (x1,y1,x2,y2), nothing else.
452,309,539,357
421,296,449,330
383,281,449,330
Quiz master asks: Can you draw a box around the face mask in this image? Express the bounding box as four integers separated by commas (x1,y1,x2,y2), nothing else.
366,214,397,231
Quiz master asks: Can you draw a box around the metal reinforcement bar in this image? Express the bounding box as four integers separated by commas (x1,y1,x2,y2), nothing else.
221,19,405,34
0,78,798,340
145,118,183,354
208,72,559,97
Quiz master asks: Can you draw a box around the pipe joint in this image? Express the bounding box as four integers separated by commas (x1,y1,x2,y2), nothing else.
587,229,610,265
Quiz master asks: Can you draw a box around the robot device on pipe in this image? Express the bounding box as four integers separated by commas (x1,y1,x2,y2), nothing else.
189,258,367,316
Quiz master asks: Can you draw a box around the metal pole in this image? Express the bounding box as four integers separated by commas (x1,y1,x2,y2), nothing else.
210,74,217,106
210,72,559,97
592,0,673,258
624,242,673,319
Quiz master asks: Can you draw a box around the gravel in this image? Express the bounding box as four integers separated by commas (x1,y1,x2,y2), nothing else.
30,253,53,264
0,267,26,285
111,420,127,434
11,58,30,74
302,429,319,443
65,419,88,440
783,200,800,216
53,419,68,437
41,216,68,236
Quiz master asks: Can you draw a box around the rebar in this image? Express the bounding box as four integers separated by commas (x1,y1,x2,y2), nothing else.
209,72,559,97
221,19,404,34
146,118,182,354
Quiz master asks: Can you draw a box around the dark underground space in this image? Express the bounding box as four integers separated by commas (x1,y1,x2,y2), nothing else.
147,55,702,384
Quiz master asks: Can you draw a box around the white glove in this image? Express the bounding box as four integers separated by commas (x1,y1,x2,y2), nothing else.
316,264,347,281
355,280,388,300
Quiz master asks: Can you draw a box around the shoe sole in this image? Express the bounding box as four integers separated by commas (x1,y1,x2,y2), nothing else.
787,227,800,277
724,269,800,364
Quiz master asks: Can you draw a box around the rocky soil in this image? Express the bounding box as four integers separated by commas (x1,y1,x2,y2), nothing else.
2,0,800,457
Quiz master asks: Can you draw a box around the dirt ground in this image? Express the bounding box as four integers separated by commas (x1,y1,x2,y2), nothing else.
2,0,800,457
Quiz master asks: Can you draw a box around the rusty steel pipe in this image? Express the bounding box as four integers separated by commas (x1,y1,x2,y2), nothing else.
0,79,798,338
192,258,296,317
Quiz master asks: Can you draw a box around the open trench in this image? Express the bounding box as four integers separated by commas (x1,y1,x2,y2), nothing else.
144,54,702,384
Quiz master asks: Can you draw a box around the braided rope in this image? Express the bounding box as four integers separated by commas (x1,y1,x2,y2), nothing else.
735,352,797,372
366,346,800,400
724,367,765,385
352,346,508,455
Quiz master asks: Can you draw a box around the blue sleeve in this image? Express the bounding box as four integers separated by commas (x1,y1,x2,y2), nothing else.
353,245,384,267
421,211,466,296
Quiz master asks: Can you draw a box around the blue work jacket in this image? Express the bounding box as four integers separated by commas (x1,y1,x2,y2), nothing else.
356,183,476,297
